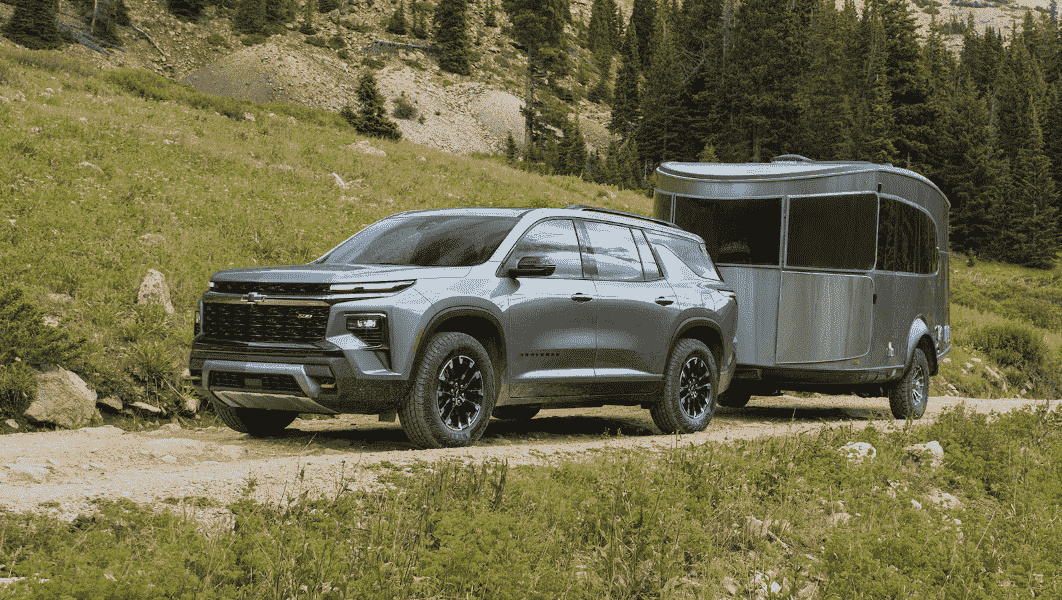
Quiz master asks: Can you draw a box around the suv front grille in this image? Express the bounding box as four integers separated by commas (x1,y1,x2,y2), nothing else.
210,371,303,394
213,281,333,295
203,303,330,342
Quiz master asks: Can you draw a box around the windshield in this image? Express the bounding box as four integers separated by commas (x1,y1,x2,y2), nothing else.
320,214,522,267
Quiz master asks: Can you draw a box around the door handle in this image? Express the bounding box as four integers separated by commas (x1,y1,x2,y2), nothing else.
571,293,593,303
655,296,674,306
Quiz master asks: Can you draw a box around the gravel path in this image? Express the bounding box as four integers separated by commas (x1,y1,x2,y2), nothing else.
2,396,1057,525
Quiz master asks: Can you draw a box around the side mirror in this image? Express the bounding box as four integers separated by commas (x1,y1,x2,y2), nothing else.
508,255,556,278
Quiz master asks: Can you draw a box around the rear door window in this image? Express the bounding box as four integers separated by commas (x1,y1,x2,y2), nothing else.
581,221,644,281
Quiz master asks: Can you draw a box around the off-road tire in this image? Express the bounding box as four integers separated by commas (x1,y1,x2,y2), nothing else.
889,347,930,420
491,405,541,421
209,397,298,437
718,384,753,408
651,338,718,434
400,332,496,449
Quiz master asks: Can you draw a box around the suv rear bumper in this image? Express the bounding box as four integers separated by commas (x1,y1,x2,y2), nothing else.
189,340,411,414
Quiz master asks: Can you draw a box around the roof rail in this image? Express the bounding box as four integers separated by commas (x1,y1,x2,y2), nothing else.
565,205,679,229
772,154,816,163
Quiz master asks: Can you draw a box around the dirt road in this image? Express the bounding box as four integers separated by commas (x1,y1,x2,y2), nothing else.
1,396,1056,523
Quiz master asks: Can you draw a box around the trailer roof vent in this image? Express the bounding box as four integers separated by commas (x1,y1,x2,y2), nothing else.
772,154,816,163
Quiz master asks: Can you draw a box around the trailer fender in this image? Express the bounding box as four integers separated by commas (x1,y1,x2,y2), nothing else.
904,318,937,375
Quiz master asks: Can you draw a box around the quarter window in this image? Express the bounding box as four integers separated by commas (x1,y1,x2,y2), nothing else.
646,231,722,280
787,194,877,271
877,197,937,274
506,219,583,278
582,221,644,281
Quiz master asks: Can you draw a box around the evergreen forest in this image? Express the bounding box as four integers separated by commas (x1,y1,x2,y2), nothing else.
575,0,1062,269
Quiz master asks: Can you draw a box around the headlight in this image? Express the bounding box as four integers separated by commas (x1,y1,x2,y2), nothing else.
330,280,415,293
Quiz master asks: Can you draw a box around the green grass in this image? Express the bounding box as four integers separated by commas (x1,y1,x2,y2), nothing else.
0,404,1059,598
0,47,647,417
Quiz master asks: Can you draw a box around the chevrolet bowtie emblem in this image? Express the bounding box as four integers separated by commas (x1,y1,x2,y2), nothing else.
244,292,265,304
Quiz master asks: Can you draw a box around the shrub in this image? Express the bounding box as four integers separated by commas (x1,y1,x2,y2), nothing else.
206,32,231,48
299,23,317,35
318,0,341,11
337,48,351,60
304,35,328,47
0,286,86,414
327,34,347,49
969,322,1049,369
392,93,417,119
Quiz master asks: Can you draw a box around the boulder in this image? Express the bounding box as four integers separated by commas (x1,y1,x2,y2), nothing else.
97,396,123,411
838,441,876,462
136,269,175,315
130,401,165,416
904,440,945,468
24,365,101,429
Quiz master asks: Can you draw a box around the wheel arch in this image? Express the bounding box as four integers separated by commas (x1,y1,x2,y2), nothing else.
673,318,725,372
905,317,938,376
416,307,507,387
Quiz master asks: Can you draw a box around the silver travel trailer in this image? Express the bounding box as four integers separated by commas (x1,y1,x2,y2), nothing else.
653,156,951,419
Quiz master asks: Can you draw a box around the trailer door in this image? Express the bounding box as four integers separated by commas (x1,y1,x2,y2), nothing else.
778,194,877,364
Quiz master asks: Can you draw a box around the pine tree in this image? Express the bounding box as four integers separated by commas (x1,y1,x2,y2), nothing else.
299,0,316,33
386,0,408,35
560,118,588,176
485,0,497,27
630,0,655,72
936,77,1003,254
341,73,403,141
608,15,640,139
2,0,65,50
878,0,934,175
234,0,294,35
792,0,852,160
503,0,569,152
411,4,430,38
433,0,472,75
714,0,813,161
505,130,519,163
998,106,1061,268
587,0,616,58
636,0,684,164
234,0,267,34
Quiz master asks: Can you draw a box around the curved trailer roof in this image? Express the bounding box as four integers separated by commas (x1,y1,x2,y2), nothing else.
656,157,949,209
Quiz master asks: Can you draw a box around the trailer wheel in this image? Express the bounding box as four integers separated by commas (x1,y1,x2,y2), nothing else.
889,348,929,420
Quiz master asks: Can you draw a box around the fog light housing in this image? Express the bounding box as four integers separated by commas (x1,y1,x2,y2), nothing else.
346,313,387,347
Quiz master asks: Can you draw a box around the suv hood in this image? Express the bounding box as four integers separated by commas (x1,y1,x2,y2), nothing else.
211,264,472,284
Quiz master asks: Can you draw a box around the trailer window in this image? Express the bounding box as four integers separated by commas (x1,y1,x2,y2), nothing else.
674,197,781,265
877,198,937,274
787,194,877,271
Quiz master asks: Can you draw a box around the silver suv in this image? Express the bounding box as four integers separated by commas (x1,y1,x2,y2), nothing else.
189,206,738,448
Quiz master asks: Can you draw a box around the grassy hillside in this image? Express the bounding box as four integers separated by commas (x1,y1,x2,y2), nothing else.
0,45,648,419
1,46,1060,423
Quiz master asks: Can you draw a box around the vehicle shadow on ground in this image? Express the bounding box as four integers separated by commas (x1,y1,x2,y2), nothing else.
257,401,896,453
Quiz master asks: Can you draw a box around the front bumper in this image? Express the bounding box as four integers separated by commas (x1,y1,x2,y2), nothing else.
189,340,411,414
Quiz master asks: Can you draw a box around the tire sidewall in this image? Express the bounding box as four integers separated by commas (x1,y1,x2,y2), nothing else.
656,339,718,433
403,332,496,448
891,348,930,419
